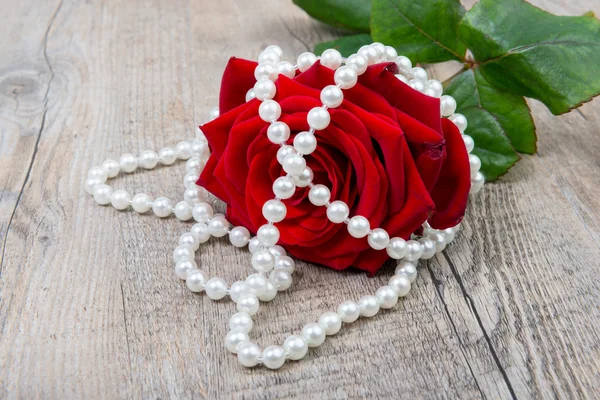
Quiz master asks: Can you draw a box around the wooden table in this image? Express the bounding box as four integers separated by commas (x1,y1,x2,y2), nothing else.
1,0,599,398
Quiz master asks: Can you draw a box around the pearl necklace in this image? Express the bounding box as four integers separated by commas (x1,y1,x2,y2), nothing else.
85,42,485,370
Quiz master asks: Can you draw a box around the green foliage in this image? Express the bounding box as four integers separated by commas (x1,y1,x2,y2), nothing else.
371,0,466,63
459,0,600,115
314,34,373,57
292,0,600,180
293,0,371,33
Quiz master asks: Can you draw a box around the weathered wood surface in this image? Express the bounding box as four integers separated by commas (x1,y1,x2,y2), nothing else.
1,0,599,398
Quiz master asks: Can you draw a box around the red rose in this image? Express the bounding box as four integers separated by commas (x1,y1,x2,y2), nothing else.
198,58,470,274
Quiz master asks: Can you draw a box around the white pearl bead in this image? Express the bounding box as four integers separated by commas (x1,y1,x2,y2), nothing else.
192,202,214,223
258,50,280,65
229,312,253,333
174,201,193,221
185,269,206,292
237,342,262,367
110,189,131,210
320,85,344,108
276,61,296,79
257,224,280,247
274,255,295,274
254,78,276,101
184,186,205,205
229,226,251,247
86,166,104,180
272,176,296,199
257,280,278,301
293,131,317,155
337,300,360,323
376,285,399,309
236,293,260,315
208,107,219,121
158,147,177,165
292,167,313,188
419,237,437,259
270,245,287,258
411,67,428,82
252,249,275,272
307,107,330,130
205,277,228,300
229,281,248,302
191,140,209,159
443,227,456,243
395,56,412,75
386,237,408,259
318,312,342,335
208,214,229,237
254,64,277,81
469,154,481,178
131,193,153,213
346,54,368,75
93,184,113,205
269,269,292,291
262,345,286,369
267,121,290,144
471,171,485,194
320,48,343,70
440,95,457,117
425,80,443,97
101,159,120,178
248,237,261,254
276,145,296,164
326,201,349,223
368,228,390,250
347,215,370,238
371,42,386,58
396,261,418,283
119,154,138,173
384,46,398,61
191,223,211,243
283,335,308,360
183,172,198,188
308,184,331,206
174,259,196,279
264,45,283,58
389,274,411,297
258,100,281,122
152,197,173,218
245,88,256,102
297,52,317,72
84,177,104,195
358,295,380,317
175,141,193,160
225,330,249,354
429,232,447,253
262,199,286,222
173,245,194,264
334,66,358,89
179,232,200,250
409,79,425,92
358,45,378,65
449,113,468,132
186,157,203,173
139,150,158,169
395,74,408,84
463,134,475,153
302,322,326,347
404,239,424,261
282,153,307,176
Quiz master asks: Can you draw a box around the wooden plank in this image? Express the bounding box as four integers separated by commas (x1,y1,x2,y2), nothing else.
0,0,599,398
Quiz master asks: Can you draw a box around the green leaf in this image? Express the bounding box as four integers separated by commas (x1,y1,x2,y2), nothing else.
445,69,520,180
459,0,600,115
293,0,371,33
314,34,373,57
370,0,467,63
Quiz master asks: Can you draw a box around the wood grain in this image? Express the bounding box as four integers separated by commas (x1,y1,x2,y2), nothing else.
1,0,599,399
